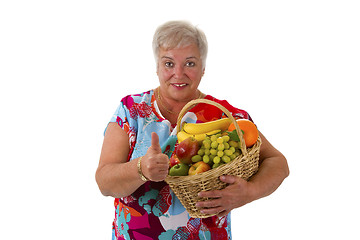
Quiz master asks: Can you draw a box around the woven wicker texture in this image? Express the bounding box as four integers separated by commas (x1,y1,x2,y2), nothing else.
165,99,261,218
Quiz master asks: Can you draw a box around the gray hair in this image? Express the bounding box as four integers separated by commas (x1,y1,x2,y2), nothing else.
152,20,208,69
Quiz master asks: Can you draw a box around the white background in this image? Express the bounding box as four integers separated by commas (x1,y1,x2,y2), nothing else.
1,0,359,239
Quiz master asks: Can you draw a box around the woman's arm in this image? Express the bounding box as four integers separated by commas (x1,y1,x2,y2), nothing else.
196,131,289,216
248,131,290,199
95,122,143,198
95,123,169,198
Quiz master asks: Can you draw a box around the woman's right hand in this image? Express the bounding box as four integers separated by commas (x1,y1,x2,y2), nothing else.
140,132,169,182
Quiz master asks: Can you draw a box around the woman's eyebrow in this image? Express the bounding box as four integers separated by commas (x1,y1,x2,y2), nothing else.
161,56,173,60
160,56,198,60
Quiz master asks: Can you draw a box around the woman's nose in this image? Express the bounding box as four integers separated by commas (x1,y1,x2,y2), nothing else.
173,65,184,78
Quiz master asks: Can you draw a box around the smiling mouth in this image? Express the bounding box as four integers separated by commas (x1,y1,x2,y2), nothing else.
173,83,187,87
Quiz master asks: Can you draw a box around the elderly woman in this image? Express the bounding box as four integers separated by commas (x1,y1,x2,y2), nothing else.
96,20,289,239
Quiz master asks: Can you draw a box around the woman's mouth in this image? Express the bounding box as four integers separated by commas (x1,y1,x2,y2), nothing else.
172,83,187,87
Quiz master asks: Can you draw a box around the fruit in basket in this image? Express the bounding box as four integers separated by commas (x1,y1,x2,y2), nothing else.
194,131,242,166
169,155,181,168
169,163,190,176
228,119,258,147
188,161,211,175
183,118,232,135
177,131,192,143
176,137,200,164
177,129,221,143
191,154,202,162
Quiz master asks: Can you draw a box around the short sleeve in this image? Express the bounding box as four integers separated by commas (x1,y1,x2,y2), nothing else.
106,95,139,161
109,95,138,132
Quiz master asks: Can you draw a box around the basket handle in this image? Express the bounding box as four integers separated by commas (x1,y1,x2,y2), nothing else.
176,99,248,156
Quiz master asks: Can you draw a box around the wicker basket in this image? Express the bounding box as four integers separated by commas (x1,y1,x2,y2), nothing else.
165,99,262,218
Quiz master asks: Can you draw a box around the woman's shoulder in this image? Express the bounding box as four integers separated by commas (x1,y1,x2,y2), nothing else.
192,94,252,121
120,89,155,108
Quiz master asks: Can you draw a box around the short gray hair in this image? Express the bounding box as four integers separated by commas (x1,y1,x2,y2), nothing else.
152,20,208,69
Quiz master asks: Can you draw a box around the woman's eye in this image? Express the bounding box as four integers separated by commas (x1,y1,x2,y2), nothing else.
186,62,195,67
165,62,174,67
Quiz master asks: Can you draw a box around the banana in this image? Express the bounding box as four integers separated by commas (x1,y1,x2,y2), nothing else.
177,131,193,143
177,129,222,143
183,118,232,135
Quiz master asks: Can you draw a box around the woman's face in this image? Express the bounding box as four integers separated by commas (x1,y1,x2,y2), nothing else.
157,44,204,102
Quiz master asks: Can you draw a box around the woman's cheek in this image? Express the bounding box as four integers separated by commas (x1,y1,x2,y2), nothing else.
187,70,202,82
158,69,173,81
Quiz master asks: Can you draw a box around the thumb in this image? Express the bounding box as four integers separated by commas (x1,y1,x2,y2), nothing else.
150,132,162,152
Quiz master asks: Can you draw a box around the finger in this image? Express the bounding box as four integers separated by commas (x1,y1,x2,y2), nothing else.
159,169,169,174
199,206,225,215
150,132,162,152
158,153,170,162
198,190,222,198
158,165,170,172
219,175,237,184
217,210,230,218
196,199,221,208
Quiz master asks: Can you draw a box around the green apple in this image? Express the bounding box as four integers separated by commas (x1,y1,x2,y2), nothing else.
169,163,190,176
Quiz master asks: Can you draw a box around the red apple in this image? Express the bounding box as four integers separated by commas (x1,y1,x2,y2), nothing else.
169,154,181,168
188,161,211,175
175,137,200,165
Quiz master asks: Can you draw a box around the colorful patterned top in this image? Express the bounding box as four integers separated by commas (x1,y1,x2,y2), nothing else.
108,89,251,240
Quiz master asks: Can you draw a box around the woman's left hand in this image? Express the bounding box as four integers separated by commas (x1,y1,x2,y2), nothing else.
196,175,256,217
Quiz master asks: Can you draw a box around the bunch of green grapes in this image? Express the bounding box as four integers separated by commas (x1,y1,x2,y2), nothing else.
191,132,242,168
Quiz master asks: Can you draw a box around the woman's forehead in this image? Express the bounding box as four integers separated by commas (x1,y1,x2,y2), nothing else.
159,44,200,58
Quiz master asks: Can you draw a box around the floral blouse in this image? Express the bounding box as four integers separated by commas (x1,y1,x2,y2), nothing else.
108,89,251,240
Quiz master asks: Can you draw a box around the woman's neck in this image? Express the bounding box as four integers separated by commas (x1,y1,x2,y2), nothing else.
155,87,204,124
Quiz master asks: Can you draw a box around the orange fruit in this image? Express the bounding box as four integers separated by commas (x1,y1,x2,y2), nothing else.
228,119,258,147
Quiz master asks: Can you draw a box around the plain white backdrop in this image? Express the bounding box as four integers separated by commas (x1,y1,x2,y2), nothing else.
1,0,359,239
